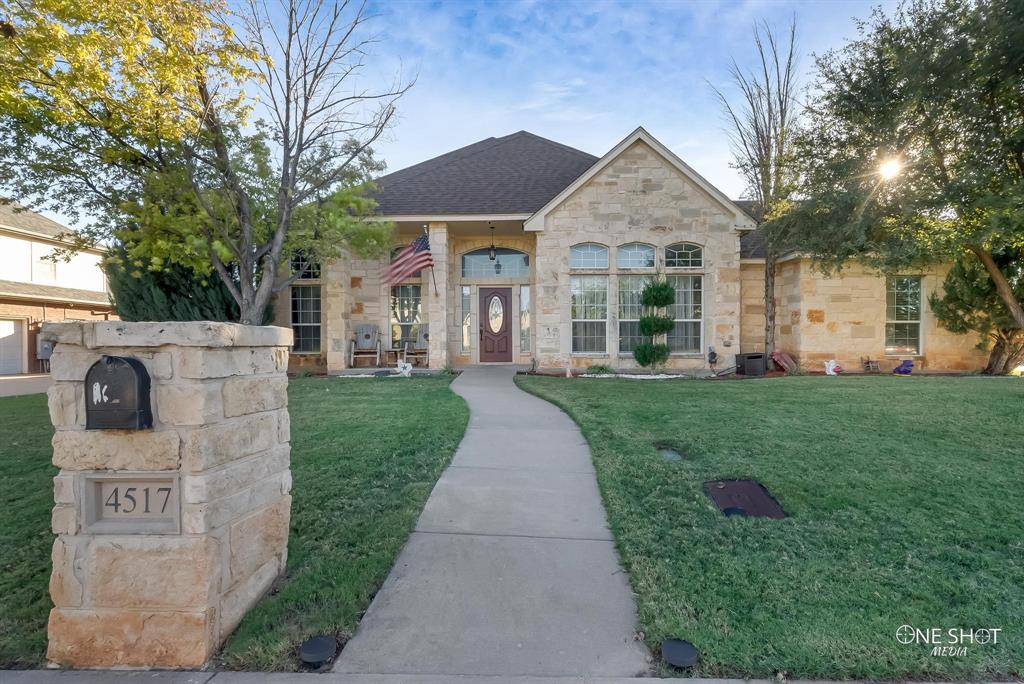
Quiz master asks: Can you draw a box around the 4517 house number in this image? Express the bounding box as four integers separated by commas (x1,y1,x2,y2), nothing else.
82,473,181,534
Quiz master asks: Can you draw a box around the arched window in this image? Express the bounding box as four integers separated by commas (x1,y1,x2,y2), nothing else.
665,242,703,269
570,243,609,269
461,248,530,278
616,243,655,269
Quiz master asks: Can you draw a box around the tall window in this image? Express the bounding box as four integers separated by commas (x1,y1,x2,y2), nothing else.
667,275,702,353
391,284,422,349
290,285,321,353
462,248,529,278
617,243,655,269
570,276,607,353
665,242,703,269
460,286,471,354
886,276,922,355
618,275,651,352
570,243,609,269
520,285,531,353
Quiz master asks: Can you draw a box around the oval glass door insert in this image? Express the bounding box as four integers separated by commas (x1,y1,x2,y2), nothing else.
488,295,504,333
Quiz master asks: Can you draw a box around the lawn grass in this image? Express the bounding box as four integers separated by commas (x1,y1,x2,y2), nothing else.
516,374,1024,680
0,376,468,671
0,393,57,669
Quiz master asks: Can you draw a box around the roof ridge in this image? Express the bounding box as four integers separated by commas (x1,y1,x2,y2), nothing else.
509,130,598,161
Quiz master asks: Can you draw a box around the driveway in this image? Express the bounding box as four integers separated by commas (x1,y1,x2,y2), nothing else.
334,365,650,677
0,373,51,397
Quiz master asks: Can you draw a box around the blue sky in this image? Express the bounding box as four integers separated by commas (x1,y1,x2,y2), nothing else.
364,0,895,200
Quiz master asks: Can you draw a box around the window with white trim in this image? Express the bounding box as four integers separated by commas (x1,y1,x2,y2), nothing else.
667,275,702,353
462,248,529,278
520,285,531,353
886,276,922,355
665,242,703,269
290,285,321,353
618,275,651,353
570,275,607,353
460,286,471,354
617,243,655,269
570,243,609,269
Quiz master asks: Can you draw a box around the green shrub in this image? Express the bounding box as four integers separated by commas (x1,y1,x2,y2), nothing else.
587,364,615,375
641,279,675,307
633,343,670,368
639,314,675,336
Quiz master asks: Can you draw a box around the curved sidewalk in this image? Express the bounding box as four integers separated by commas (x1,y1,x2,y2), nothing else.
334,365,651,677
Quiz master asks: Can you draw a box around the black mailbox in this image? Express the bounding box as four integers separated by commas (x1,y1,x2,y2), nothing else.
85,356,153,430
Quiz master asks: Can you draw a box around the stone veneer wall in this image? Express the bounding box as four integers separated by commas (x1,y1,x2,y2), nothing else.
772,258,987,371
534,139,743,370
43,321,292,668
739,261,766,354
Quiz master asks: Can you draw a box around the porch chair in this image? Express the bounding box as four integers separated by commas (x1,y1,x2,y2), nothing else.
404,325,429,367
349,324,382,368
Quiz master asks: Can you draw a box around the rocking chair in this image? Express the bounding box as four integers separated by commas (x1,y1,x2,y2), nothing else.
349,324,382,368
404,325,429,367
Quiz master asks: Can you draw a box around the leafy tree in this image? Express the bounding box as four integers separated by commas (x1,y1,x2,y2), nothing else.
929,251,1024,375
711,18,800,358
774,0,1024,330
0,0,409,324
105,246,245,322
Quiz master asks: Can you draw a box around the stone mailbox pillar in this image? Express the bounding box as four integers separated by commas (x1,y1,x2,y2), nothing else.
43,321,293,669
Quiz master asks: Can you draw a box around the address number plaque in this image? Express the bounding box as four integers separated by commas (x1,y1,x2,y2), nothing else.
81,472,181,534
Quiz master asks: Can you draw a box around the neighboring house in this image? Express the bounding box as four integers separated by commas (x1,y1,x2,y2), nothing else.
0,202,114,375
272,127,985,373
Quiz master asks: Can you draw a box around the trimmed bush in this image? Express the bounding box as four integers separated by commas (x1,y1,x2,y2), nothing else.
639,314,675,336
641,279,675,307
634,343,670,368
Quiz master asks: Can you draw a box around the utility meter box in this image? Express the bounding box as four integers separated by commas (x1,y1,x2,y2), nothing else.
84,356,153,430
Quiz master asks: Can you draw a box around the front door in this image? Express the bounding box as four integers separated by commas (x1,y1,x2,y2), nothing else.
479,287,512,362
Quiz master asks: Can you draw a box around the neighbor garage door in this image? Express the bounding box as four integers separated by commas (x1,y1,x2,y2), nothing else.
0,319,24,374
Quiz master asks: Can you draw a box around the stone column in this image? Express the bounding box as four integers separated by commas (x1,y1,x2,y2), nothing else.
427,222,449,368
43,321,292,669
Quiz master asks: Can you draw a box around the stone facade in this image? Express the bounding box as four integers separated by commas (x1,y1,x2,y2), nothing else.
43,321,292,669
740,257,988,371
269,130,987,374
534,139,743,370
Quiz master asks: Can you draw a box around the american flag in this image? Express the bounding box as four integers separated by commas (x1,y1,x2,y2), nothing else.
385,233,433,285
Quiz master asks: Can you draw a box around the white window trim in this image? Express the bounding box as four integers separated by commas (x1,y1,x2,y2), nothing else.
616,243,657,270
885,276,924,357
665,242,704,270
570,243,610,270
570,275,609,354
667,274,704,356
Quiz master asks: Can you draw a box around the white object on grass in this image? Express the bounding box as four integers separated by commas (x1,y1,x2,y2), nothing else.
825,359,842,375
396,361,413,377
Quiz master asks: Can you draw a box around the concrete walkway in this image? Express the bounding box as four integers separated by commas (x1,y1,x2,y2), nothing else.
333,366,651,677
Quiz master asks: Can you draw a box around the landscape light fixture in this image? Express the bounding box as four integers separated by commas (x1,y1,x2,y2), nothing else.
879,158,902,180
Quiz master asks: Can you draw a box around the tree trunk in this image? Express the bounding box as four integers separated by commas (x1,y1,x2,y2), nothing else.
968,245,1024,328
983,337,1011,375
764,252,777,365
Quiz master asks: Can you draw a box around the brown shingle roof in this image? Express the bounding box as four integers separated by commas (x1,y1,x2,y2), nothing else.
0,201,71,240
372,131,598,216
0,279,110,306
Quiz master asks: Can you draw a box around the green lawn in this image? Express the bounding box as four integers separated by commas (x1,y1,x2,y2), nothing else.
516,374,1023,680
0,376,468,671
0,393,55,669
